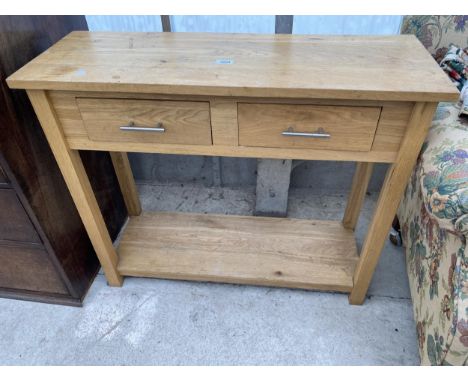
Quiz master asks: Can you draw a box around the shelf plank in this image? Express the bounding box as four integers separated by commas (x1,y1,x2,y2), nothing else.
117,212,358,292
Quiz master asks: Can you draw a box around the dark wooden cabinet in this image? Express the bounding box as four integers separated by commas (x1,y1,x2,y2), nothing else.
0,188,41,244
0,16,127,306
0,165,7,185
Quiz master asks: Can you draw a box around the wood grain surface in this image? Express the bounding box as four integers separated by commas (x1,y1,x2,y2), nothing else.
27,89,123,286
349,102,438,304
109,152,141,216
77,97,212,145
0,245,68,294
7,32,459,102
117,211,359,292
0,189,41,243
48,91,415,163
342,162,374,230
238,103,381,151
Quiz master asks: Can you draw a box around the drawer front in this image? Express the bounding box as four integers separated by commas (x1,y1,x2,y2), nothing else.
0,245,68,294
238,103,381,151
0,189,41,244
77,98,212,146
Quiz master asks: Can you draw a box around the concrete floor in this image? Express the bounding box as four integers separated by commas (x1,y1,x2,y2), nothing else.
0,184,419,365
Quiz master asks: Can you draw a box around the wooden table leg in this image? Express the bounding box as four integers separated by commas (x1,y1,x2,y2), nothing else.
110,152,141,216
349,102,437,305
343,162,374,230
27,90,123,286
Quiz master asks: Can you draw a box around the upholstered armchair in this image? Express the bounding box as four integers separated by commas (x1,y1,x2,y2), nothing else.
397,15,468,365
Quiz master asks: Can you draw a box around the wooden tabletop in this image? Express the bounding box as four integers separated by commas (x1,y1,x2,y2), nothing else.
7,31,459,102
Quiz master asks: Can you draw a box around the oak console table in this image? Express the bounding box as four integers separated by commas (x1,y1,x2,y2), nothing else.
7,32,458,305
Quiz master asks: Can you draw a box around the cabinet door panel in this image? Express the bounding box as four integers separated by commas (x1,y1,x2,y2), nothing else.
0,246,67,294
0,164,7,186
0,189,41,244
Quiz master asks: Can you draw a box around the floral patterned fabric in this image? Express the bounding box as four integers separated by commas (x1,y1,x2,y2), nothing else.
398,103,468,365
401,16,468,63
439,45,467,92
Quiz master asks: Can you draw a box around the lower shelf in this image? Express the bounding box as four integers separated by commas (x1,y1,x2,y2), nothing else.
117,212,358,292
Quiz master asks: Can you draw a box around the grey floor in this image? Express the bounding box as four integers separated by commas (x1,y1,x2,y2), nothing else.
0,184,419,365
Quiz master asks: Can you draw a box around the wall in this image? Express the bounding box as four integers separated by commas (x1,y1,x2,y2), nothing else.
85,15,403,192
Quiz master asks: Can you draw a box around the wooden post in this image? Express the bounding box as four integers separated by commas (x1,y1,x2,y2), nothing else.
27,90,123,286
275,15,293,34
161,16,171,32
343,162,374,230
110,152,142,216
349,102,437,304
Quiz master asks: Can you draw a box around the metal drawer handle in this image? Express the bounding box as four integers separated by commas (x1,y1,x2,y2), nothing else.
281,127,330,139
120,121,165,133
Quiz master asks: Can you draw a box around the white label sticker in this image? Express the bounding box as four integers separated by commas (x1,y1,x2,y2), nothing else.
74,68,86,76
215,58,234,65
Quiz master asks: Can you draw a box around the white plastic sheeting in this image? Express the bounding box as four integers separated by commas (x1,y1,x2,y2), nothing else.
85,15,403,35
293,15,402,35
85,15,163,32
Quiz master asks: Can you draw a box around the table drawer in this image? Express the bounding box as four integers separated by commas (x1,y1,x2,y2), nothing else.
238,103,381,151
76,98,212,145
